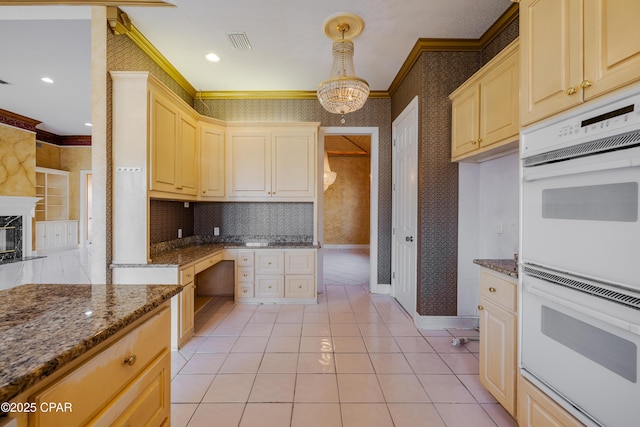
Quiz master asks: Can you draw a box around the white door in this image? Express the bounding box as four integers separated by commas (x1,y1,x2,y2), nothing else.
392,97,418,315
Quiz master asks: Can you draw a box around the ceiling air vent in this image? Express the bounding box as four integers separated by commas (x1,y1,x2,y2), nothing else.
226,32,252,50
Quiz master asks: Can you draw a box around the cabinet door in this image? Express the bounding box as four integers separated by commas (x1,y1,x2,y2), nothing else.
518,375,585,427
272,131,316,198
255,275,285,298
451,85,480,158
255,251,285,274
178,113,198,196
228,132,271,197
479,297,517,416
285,275,315,298
480,48,519,148
67,221,78,247
200,123,225,198
520,0,583,125
180,283,195,342
149,89,179,193
35,222,46,252
583,0,640,100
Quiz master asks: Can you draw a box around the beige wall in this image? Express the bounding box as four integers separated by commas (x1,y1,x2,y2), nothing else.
0,124,36,197
324,155,370,245
35,141,60,169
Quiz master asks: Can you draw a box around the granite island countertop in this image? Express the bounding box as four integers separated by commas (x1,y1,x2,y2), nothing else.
473,259,519,278
0,283,181,403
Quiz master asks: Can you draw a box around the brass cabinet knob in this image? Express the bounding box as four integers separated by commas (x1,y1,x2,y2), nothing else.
478,138,483,144
489,287,496,293
477,305,484,311
243,273,249,277
243,289,248,294
472,140,477,145
580,80,592,89
566,86,578,95
242,257,248,261
124,354,137,366
268,261,272,265
298,285,303,289
268,285,272,289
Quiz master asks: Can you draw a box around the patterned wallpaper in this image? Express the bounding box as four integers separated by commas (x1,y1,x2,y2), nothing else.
149,200,195,244
0,124,36,197
196,98,393,283
390,21,518,316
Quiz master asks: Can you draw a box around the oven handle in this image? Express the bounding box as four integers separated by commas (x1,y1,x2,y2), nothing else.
525,278,640,336
523,156,640,182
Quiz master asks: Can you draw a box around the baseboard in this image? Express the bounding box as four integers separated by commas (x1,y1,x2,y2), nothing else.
372,283,391,294
413,315,479,330
323,244,370,250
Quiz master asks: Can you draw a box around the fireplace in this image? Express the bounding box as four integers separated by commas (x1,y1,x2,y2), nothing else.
0,196,40,265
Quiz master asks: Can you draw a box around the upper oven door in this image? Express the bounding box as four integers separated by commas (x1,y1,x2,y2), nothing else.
522,145,640,289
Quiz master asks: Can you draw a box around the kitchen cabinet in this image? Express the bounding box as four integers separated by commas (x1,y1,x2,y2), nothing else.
518,375,585,427
227,125,317,200
450,39,519,162
171,266,195,350
478,269,517,417
25,306,170,427
233,249,316,302
199,120,226,199
148,81,198,198
520,0,640,126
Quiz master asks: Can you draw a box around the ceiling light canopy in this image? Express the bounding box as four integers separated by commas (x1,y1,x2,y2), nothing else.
317,13,369,116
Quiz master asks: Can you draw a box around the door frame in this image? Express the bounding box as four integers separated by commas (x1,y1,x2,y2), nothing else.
318,126,381,294
391,96,419,314
79,169,92,247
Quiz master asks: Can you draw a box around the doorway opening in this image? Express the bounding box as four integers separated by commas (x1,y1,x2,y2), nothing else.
319,127,380,294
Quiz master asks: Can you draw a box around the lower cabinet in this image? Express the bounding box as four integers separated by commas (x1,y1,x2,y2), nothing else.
234,249,316,302
25,306,170,427
172,266,195,350
518,375,585,427
35,220,78,253
478,269,517,417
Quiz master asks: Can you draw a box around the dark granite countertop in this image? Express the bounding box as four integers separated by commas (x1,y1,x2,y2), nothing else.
473,259,519,278
147,242,319,267
0,283,181,403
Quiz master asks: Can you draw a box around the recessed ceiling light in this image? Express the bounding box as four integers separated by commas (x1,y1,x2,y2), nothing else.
84,122,92,127
41,77,54,84
205,52,220,63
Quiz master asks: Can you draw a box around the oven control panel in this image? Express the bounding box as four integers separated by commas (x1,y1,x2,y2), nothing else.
522,86,640,158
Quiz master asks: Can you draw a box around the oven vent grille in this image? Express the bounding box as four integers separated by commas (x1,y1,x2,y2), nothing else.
522,129,640,167
523,266,640,311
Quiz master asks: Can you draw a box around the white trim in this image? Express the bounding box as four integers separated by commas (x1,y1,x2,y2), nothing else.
79,170,92,248
323,244,370,250
319,126,381,294
414,314,479,330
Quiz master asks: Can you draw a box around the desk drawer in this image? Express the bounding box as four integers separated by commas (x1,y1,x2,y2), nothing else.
194,252,223,274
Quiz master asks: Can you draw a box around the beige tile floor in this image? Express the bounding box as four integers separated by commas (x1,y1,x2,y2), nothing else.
171,249,517,427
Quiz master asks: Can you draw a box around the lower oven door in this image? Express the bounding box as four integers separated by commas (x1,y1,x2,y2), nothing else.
521,146,640,289
521,270,640,427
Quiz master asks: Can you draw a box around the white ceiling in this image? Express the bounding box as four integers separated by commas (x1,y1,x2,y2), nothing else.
0,0,512,136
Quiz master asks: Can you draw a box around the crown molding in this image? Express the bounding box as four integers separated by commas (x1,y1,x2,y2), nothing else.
387,2,519,96
37,130,92,146
0,1,174,5
197,90,390,100
0,109,41,132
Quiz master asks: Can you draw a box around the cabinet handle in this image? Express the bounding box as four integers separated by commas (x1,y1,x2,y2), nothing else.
566,86,578,95
472,140,477,145
298,285,303,289
580,80,592,89
243,289,248,294
477,305,484,311
268,285,272,289
123,354,137,366
478,138,482,144
242,257,248,261
268,261,272,265
243,273,249,277
489,287,496,293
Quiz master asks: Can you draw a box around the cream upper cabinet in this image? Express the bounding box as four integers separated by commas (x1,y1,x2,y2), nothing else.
478,270,517,417
199,120,226,199
520,0,640,126
227,124,317,200
450,39,519,162
148,82,198,197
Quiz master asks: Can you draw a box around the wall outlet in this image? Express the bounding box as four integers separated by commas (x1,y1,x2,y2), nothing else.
184,202,189,208
178,228,183,238
214,227,220,236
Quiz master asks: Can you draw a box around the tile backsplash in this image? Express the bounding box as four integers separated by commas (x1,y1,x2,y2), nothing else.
194,202,314,242
149,200,195,244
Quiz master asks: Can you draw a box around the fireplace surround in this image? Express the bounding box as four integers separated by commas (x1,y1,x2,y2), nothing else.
0,196,40,264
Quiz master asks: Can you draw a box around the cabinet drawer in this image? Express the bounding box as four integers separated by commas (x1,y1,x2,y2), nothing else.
255,275,285,298
285,250,315,274
285,275,315,298
237,266,254,282
194,252,223,274
180,266,195,285
89,350,170,426
237,250,254,266
31,307,170,427
237,284,254,298
480,270,517,312
256,251,284,274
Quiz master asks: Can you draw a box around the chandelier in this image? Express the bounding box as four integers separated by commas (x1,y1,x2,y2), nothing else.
317,13,370,115
323,151,337,191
